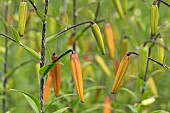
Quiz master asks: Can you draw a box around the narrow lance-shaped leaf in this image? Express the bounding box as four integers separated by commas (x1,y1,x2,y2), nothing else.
70,51,84,102
51,53,61,97
111,55,130,94
104,22,114,59
53,107,70,113
9,89,40,113
39,62,60,76
18,1,27,36
91,23,105,55
22,45,40,60
11,26,20,44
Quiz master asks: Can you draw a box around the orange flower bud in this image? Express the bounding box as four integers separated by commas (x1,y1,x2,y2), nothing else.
44,72,52,103
51,53,61,97
111,55,130,94
105,23,114,59
70,51,84,103
103,97,112,113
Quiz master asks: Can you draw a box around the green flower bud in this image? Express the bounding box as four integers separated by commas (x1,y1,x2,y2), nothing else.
91,23,105,55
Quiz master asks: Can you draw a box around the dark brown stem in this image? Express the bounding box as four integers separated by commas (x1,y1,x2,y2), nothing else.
126,51,170,71
72,0,77,51
144,39,170,52
0,33,17,43
2,3,8,113
52,49,73,63
40,0,49,113
73,0,77,36
28,0,38,10
46,20,94,43
94,0,100,22
160,0,170,8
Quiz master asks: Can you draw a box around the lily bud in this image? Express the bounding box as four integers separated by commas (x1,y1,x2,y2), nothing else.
147,77,158,97
91,23,105,55
44,72,52,103
103,97,112,113
51,53,61,97
150,4,158,36
18,1,27,36
105,23,114,59
120,38,129,59
95,54,111,76
70,51,84,102
138,46,148,78
157,37,164,63
111,55,130,94
112,0,124,19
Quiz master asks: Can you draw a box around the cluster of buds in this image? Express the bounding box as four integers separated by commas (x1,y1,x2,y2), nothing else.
44,53,61,103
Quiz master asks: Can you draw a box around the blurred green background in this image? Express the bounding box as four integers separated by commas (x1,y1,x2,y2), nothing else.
0,0,170,113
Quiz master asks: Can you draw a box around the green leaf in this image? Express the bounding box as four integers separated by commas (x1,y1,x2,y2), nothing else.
45,34,57,44
127,105,137,113
39,62,61,76
120,88,138,100
44,94,75,112
11,26,20,43
84,86,104,92
36,10,47,22
28,0,35,3
22,45,40,60
9,89,40,113
53,107,70,113
80,104,105,113
151,110,169,113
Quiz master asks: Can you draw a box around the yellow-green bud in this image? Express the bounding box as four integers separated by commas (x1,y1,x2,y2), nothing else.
150,5,158,36
91,23,105,55
18,2,27,36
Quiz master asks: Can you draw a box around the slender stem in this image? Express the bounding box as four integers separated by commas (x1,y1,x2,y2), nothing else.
28,0,38,10
0,33,17,43
46,20,94,43
73,19,105,41
160,0,170,8
145,39,170,52
72,0,77,51
52,49,73,63
40,0,49,113
126,51,170,71
2,3,8,113
141,35,153,96
94,0,100,22
73,0,77,35
6,60,34,79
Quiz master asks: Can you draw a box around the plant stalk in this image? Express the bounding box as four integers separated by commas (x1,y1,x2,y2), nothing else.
2,3,8,113
40,0,49,113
